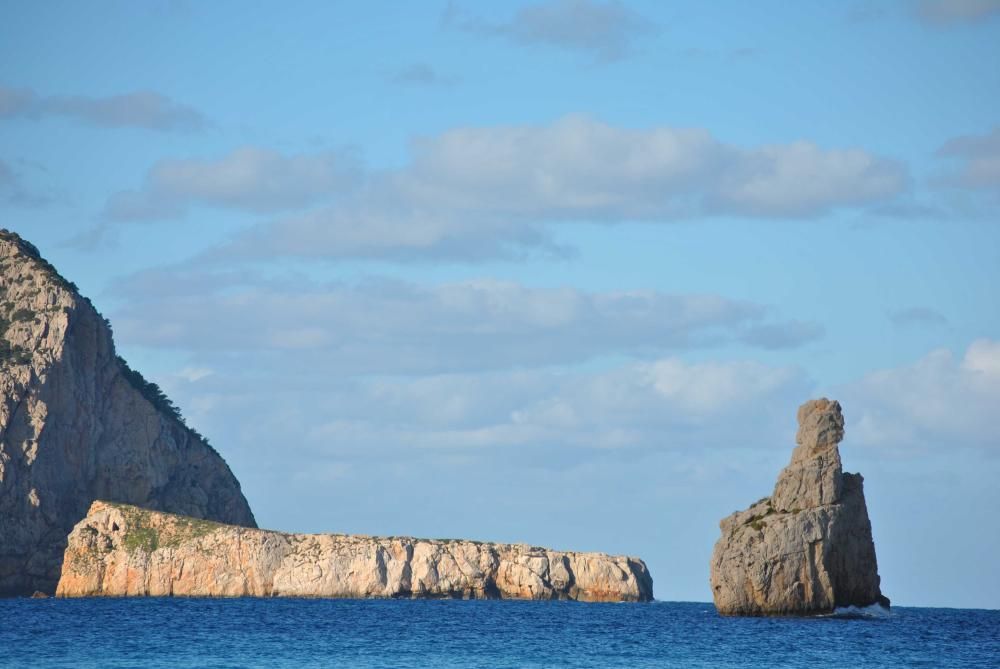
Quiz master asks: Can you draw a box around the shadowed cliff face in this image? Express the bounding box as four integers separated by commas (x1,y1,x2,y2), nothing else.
0,230,255,596
57,501,653,602
709,398,887,616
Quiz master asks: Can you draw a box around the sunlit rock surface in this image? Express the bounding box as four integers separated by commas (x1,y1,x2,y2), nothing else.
58,501,653,602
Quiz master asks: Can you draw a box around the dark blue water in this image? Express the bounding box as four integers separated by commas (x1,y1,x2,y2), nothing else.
1,599,997,668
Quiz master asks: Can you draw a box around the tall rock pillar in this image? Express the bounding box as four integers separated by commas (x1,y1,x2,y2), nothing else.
709,398,888,615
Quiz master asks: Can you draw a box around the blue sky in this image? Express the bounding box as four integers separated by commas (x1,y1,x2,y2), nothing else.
2,0,999,608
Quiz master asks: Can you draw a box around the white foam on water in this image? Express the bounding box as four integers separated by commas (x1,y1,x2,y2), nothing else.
830,603,892,619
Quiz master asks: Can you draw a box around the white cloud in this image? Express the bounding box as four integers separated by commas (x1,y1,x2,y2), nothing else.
914,0,1000,24
0,157,57,208
104,147,361,221
888,306,949,328
204,335,987,462
842,339,1000,452
156,352,807,463
395,117,904,221
936,127,1000,193
213,199,555,262
621,358,800,418
400,117,724,219
325,358,803,452
446,0,654,63
109,271,822,375
711,141,908,217
0,86,207,132
203,116,906,261
176,366,214,383
739,321,827,350
963,338,1000,375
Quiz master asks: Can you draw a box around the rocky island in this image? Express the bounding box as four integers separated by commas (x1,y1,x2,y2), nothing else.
709,398,888,615
1,229,652,602
0,230,254,596
56,501,653,601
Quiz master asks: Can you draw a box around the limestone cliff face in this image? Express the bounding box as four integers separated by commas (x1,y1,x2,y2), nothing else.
0,230,255,596
709,398,887,615
58,501,653,602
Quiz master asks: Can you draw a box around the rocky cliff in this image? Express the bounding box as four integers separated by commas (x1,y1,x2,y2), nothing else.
0,230,255,596
709,398,887,615
57,501,653,601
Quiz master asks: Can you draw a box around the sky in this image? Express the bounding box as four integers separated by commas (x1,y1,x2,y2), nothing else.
2,0,999,609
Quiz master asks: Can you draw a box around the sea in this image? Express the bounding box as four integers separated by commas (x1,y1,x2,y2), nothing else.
1,598,997,668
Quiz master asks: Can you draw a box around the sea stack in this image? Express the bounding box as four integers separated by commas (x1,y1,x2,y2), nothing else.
709,398,888,615
57,501,654,602
0,230,255,596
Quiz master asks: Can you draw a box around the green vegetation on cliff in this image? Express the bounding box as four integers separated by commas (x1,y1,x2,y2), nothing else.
0,228,217,451
105,502,227,554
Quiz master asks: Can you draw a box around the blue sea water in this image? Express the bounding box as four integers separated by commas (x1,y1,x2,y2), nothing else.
1,599,997,668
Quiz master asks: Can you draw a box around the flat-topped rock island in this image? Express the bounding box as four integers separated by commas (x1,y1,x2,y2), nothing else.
57,501,653,601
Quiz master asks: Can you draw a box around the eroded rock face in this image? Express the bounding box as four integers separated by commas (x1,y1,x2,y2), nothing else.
709,398,887,615
0,230,255,596
57,501,653,602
